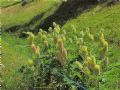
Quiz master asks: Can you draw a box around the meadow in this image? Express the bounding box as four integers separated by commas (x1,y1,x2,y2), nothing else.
1,0,120,90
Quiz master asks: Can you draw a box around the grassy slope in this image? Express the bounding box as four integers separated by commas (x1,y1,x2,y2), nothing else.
1,0,60,30
1,1,61,90
2,33,37,90
0,0,20,7
2,2,120,90
63,3,120,90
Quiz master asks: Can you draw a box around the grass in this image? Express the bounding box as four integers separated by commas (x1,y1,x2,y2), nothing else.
63,3,120,41
0,0,20,7
1,0,61,89
1,1,120,90
63,3,120,90
1,0,61,30
2,33,32,90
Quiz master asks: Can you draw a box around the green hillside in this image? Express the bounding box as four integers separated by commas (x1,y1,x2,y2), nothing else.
1,0,60,30
1,1,120,90
0,0,20,7
63,3,120,90
1,0,61,89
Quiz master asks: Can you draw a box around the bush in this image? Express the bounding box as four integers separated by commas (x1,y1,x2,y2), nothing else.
19,23,109,90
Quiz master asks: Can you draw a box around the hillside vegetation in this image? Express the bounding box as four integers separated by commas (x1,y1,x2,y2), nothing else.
0,0,20,8
1,0,61,30
63,3,120,89
1,0,120,90
1,0,61,89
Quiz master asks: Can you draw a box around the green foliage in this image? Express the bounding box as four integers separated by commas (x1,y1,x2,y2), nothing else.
2,33,32,90
0,0,20,7
63,3,120,90
2,2,120,90
18,23,111,90
1,0,61,30
19,54,87,90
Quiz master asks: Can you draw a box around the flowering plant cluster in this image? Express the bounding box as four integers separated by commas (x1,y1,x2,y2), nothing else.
19,23,109,90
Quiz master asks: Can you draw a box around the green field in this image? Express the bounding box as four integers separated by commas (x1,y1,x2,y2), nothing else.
1,0,61,89
63,4,120,89
1,0,60,30
0,0,20,7
1,1,120,90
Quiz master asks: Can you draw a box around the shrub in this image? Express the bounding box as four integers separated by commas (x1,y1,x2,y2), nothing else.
19,23,109,90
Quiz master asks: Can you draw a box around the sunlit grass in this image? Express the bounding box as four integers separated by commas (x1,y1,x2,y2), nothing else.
2,33,36,89
1,0,60,30
63,3,120,90
0,0,20,7
1,2,120,90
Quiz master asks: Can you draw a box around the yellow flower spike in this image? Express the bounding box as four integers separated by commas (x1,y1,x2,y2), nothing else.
43,40,48,47
28,59,34,66
81,46,87,51
88,34,94,41
94,64,100,76
103,41,108,50
84,56,91,66
53,22,57,27
84,67,91,76
48,27,53,32
57,38,67,66
53,23,60,34
84,60,88,67
39,29,43,31
100,32,104,39
62,48,67,59
74,61,83,70
41,35,47,41
43,31,47,34
35,46,40,55
81,46,88,60
102,41,108,57
26,32,35,45
58,51,66,66
90,56,96,69
38,31,43,38
86,56,91,61
55,25,61,34
58,39,64,49
31,43,37,53
87,59,92,69
100,38,108,59
54,35,59,44
39,29,47,35
39,29,44,34
86,27,94,41
100,37,105,45
99,29,104,38
31,43,40,55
